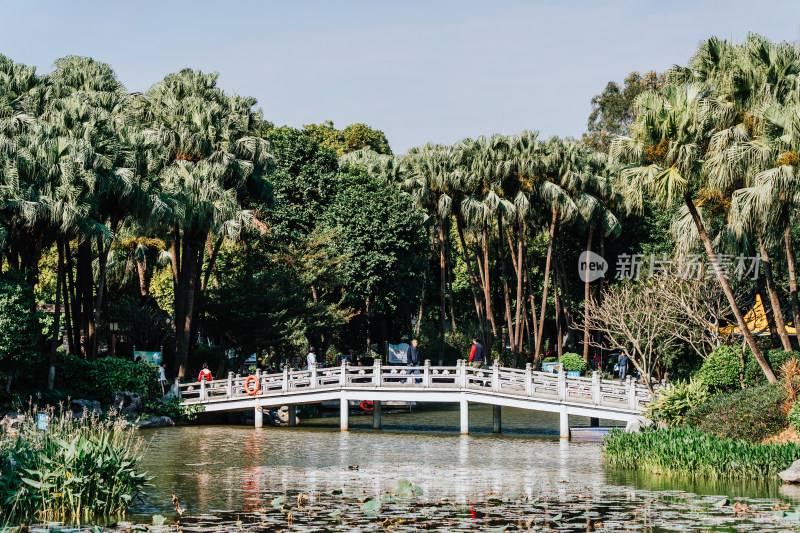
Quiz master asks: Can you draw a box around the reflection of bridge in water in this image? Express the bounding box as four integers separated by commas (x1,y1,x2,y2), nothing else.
179,360,653,438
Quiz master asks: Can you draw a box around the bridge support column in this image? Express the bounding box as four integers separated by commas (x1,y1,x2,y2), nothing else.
559,404,569,439
373,400,382,429
340,397,349,431
254,404,263,428
288,405,297,427
460,398,469,435
492,405,501,433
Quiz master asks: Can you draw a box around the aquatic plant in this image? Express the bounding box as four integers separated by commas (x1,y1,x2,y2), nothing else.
604,427,800,480
644,379,710,427
0,404,148,523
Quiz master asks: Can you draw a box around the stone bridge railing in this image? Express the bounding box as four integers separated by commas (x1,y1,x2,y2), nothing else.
179,359,654,414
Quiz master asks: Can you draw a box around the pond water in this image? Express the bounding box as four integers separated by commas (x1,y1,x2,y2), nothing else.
131,404,800,532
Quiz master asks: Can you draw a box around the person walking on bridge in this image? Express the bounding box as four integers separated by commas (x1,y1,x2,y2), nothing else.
306,347,317,370
617,353,629,381
469,338,485,368
197,362,212,382
406,339,420,383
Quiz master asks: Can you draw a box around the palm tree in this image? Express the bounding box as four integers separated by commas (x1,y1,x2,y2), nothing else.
611,81,777,383
144,69,273,378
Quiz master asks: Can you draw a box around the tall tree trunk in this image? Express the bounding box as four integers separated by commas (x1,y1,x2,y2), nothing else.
758,233,792,351
444,223,457,333
481,223,497,336
437,215,447,365
514,219,525,358
136,259,148,296
522,224,538,355
365,294,372,356
786,223,800,342
48,238,64,390
201,235,223,291
78,240,95,360
415,272,425,336
684,192,775,382
176,239,199,378
582,225,594,363
757,275,780,347
172,227,184,375
455,215,487,343
61,242,75,355
65,241,81,355
553,263,563,359
93,224,116,359
498,217,516,365
536,208,558,362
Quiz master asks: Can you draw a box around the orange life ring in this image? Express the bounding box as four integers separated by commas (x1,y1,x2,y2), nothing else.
244,375,261,396
359,400,373,411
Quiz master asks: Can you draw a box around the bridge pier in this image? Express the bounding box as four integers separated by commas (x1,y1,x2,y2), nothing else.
492,405,501,433
254,404,263,428
559,405,569,439
340,397,349,431
372,400,382,429
460,398,469,435
288,405,297,427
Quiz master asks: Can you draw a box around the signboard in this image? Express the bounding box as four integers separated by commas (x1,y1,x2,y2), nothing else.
388,343,410,364
134,351,161,365
338,354,352,366
37,413,49,431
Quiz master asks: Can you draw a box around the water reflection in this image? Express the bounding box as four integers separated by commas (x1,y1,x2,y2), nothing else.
134,404,798,531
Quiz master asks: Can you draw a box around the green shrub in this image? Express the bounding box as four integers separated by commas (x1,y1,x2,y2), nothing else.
56,354,159,404
790,402,800,433
0,270,41,387
744,348,799,386
603,426,800,480
559,352,586,373
542,357,557,363
0,405,148,522
684,383,787,443
696,345,741,391
644,379,710,427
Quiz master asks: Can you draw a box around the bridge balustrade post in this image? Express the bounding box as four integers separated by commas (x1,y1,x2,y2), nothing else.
340,360,348,387
423,360,431,388
524,363,532,396
492,362,500,392
592,371,601,406
459,359,468,388
373,358,382,387
282,366,289,392
627,376,636,410
557,368,566,402
200,379,206,401
227,372,234,398
310,363,318,389
256,368,262,392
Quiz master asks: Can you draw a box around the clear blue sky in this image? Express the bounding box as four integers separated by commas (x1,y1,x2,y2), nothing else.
3,1,798,152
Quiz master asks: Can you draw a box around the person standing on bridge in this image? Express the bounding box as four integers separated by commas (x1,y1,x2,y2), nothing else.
306,347,317,370
618,353,629,381
469,338,484,368
406,339,420,383
197,362,212,382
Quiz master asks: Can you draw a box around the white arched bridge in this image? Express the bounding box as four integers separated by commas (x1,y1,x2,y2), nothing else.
178,360,654,438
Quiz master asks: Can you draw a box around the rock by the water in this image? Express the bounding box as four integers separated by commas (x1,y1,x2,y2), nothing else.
277,406,300,425
625,417,652,433
779,460,800,483
110,391,143,416
70,399,103,417
160,381,182,404
136,415,175,429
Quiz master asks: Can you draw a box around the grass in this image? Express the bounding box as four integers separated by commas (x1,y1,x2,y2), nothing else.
0,403,148,524
603,427,800,480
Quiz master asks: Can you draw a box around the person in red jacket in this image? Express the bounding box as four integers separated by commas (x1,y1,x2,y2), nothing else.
197,362,212,382
469,338,485,368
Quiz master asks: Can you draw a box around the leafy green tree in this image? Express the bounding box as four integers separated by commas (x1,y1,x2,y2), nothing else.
583,71,662,152
323,167,426,354
0,269,40,390
303,120,391,156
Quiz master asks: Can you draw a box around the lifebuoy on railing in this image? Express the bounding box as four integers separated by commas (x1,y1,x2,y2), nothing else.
245,375,261,396
359,400,373,411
